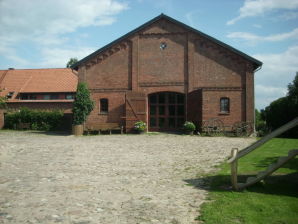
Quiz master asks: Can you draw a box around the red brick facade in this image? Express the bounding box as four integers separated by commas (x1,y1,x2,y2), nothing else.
74,14,261,132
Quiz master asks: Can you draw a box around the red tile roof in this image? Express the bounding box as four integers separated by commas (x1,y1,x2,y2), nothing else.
0,68,78,100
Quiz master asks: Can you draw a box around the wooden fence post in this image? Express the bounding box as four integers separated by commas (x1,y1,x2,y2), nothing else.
229,148,239,190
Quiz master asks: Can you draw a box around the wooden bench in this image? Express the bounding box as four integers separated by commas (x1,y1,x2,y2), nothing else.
86,123,123,134
17,122,30,130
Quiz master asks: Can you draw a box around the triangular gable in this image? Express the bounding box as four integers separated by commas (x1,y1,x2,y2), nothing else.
72,13,262,70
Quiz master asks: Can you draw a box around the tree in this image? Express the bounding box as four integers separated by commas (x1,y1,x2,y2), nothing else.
72,83,94,125
0,89,7,109
287,72,298,103
66,58,78,68
262,73,298,137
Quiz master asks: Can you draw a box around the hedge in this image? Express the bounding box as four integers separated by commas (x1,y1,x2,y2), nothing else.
4,107,64,131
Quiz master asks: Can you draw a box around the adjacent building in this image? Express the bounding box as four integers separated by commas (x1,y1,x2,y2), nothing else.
0,68,78,129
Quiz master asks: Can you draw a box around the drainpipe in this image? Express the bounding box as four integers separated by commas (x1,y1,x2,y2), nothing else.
253,65,262,135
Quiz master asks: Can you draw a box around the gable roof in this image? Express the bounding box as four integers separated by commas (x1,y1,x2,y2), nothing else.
0,68,78,101
72,13,262,71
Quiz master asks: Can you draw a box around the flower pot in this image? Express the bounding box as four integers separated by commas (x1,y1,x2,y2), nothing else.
185,130,194,135
72,124,84,136
134,129,145,134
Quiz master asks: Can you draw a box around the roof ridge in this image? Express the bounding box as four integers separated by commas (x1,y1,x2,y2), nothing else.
0,68,71,71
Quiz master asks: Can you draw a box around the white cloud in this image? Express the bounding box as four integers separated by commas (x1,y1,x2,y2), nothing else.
279,11,298,20
254,45,298,109
227,0,298,25
0,0,128,67
38,47,96,68
227,28,298,43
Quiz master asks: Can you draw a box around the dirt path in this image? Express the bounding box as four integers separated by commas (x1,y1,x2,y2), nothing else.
0,131,255,224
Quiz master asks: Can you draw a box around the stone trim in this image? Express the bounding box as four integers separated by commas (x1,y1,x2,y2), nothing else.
90,88,129,93
139,82,185,87
195,87,243,91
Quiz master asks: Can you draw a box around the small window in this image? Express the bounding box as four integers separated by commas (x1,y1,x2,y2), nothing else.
21,94,36,100
43,95,50,100
65,94,74,100
100,98,108,114
220,97,230,113
50,94,59,100
6,92,14,99
160,42,167,50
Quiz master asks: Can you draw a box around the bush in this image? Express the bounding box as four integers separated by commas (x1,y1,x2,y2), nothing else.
183,121,196,132
134,121,147,132
263,97,298,137
4,107,63,131
73,82,94,125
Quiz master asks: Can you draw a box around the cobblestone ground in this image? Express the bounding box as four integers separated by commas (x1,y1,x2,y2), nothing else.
0,131,255,224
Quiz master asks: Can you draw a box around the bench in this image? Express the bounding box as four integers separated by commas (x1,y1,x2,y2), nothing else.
17,122,31,130
86,123,123,134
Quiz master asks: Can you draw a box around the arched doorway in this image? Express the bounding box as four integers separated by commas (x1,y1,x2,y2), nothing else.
148,92,185,131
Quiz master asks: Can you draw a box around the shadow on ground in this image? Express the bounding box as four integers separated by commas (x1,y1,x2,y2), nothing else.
184,172,298,197
255,157,298,170
28,130,72,136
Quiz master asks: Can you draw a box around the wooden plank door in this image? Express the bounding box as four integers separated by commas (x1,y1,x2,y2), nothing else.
125,91,147,132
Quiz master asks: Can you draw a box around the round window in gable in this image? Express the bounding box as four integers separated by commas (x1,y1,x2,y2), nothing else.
160,42,167,50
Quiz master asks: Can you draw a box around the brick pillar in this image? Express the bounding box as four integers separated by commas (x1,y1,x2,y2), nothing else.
131,37,139,91
245,63,255,124
78,65,86,83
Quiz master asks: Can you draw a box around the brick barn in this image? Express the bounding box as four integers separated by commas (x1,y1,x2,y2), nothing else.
72,14,262,132
0,68,78,129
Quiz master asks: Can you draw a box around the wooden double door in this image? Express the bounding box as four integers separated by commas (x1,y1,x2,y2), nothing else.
149,92,185,131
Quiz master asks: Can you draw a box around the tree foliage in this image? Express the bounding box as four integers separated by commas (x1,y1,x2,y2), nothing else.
72,82,94,125
66,58,78,68
262,73,298,137
287,72,298,103
0,89,7,109
255,109,267,136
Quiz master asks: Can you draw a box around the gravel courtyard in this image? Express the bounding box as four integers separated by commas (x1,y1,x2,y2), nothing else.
0,131,255,224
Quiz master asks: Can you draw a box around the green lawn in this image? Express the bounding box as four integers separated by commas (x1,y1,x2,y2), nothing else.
196,138,298,224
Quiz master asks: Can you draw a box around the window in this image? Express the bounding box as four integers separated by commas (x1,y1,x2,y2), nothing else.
43,95,50,100
65,94,74,100
220,97,230,113
160,42,167,50
6,92,14,99
50,94,59,100
20,94,36,100
100,98,108,114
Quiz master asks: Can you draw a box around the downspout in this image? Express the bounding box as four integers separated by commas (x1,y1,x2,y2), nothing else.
253,64,262,135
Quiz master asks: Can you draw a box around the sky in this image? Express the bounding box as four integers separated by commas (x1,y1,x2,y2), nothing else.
0,0,297,109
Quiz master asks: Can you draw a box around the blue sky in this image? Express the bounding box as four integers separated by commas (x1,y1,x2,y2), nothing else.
0,0,297,109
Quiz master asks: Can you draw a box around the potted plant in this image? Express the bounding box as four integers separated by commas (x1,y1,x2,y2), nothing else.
72,82,94,136
133,121,147,134
183,121,196,135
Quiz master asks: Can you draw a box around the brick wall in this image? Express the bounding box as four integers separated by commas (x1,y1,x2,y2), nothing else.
201,89,243,127
85,92,126,126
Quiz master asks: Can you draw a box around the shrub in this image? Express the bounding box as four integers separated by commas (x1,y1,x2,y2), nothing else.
4,107,63,131
183,121,196,132
134,121,147,132
72,82,94,125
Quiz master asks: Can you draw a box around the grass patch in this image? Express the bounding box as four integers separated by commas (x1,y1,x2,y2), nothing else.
187,138,298,224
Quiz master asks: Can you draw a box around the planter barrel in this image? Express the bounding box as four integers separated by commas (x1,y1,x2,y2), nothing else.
72,124,84,136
